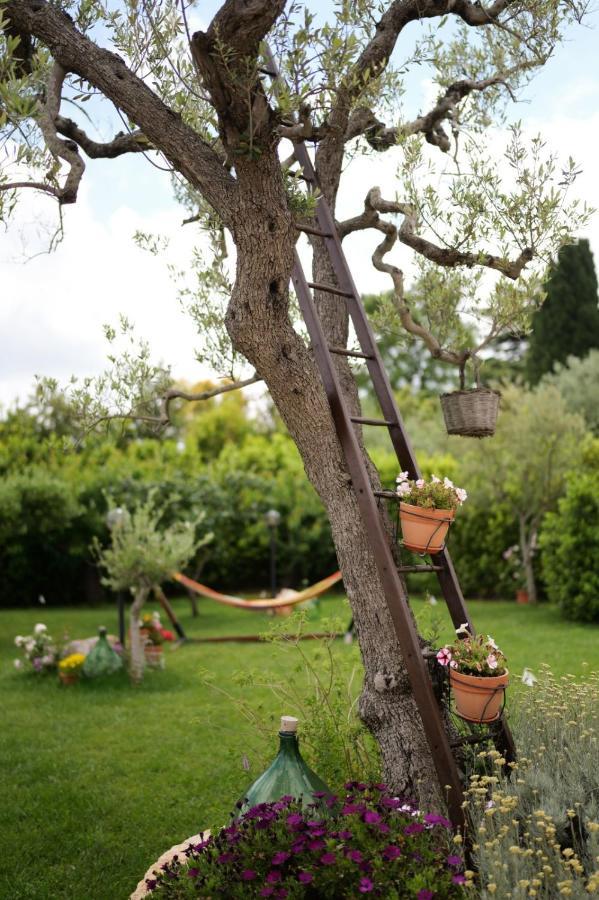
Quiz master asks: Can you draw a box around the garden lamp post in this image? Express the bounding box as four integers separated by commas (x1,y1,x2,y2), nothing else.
106,507,126,646
264,508,281,597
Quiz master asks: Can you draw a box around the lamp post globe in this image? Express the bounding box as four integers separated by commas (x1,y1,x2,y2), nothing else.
106,506,126,531
264,508,281,529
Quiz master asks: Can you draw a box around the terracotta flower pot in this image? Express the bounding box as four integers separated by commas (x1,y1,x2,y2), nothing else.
144,644,164,669
399,502,455,555
450,668,509,723
59,671,79,686
516,590,529,605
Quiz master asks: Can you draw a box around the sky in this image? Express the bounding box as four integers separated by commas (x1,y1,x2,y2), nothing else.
1,5,598,410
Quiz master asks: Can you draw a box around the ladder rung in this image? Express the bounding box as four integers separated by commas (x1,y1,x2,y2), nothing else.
329,346,373,360
450,732,495,749
307,281,353,298
296,224,334,238
397,565,443,573
373,490,400,499
350,416,394,427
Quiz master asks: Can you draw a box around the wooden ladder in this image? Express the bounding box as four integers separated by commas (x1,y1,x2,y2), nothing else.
263,51,516,830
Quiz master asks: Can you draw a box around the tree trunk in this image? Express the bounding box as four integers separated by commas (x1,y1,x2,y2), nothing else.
129,583,150,684
225,154,446,811
518,514,538,604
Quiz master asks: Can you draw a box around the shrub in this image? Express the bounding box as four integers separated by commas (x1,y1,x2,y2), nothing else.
145,785,466,898
540,460,599,622
466,667,599,897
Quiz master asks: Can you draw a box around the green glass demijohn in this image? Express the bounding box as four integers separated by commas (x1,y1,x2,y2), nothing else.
82,627,123,678
239,716,332,814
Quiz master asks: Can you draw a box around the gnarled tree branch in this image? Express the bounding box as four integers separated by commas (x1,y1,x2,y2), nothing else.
55,117,152,158
338,187,533,279
37,62,85,204
345,62,541,153
4,0,236,222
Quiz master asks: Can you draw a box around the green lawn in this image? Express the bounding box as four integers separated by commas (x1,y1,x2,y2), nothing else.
1,594,597,899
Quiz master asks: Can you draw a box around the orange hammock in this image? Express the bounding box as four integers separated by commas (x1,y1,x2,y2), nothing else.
172,570,342,611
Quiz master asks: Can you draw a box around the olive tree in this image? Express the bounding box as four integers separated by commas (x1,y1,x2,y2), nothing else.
0,0,591,807
95,497,210,682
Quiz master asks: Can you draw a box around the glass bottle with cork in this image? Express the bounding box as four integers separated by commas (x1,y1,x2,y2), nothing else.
238,715,333,814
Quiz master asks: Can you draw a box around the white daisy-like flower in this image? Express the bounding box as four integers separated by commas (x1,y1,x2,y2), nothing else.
522,668,537,687
33,623,47,636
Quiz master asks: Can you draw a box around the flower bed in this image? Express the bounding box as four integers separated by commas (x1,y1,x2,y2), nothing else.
144,783,467,898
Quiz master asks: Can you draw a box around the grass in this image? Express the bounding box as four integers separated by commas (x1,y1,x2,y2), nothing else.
1,593,597,899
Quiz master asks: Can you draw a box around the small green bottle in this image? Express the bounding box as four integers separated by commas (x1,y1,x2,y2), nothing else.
239,716,333,813
82,627,123,678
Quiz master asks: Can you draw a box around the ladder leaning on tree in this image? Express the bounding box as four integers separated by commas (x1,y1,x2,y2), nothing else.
263,47,516,831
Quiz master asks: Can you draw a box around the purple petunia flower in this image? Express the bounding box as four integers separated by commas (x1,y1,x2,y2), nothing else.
313,791,327,798
404,822,425,836
308,838,325,851
241,870,257,881
272,851,290,866
259,888,275,898
145,879,157,891
447,854,463,867
417,891,434,900
266,870,282,883
286,813,304,829
290,840,306,854
186,868,199,878
382,844,402,861
381,797,402,809
276,890,288,899
297,871,313,883
338,830,353,841
377,822,391,834
363,811,382,825
452,874,467,884
342,803,362,816
320,852,336,865
373,783,387,791
346,849,363,863
359,877,374,893
217,852,235,864
425,813,452,828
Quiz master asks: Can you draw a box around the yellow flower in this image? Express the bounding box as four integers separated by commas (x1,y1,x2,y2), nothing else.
58,653,86,672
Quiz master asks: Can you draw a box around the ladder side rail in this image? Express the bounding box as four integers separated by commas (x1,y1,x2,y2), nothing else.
291,254,466,828
293,142,474,632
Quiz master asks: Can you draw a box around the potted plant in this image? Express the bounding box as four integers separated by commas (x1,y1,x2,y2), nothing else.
143,784,467,897
437,626,508,723
13,624,58,674
58,652,86,685
502,545,531,603
141,612,174,668
396,473,467,554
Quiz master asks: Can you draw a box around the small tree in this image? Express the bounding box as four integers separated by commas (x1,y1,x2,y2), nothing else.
461,384,585,603
542,349,599,435
95,496,210,682
527,239,599,385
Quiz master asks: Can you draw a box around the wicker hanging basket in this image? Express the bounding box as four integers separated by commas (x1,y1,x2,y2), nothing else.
440,387,500,438
440,359,500,437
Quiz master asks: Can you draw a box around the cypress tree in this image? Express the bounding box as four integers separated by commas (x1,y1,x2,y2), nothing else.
527,239,599,384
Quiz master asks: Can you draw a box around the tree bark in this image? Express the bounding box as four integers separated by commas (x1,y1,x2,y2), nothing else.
518,514,538,604
225,153,446,811
129,583,150,684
